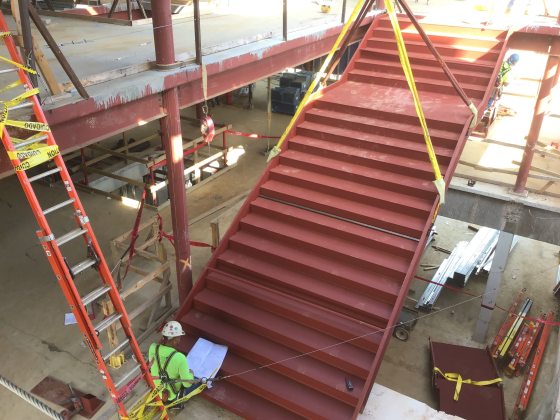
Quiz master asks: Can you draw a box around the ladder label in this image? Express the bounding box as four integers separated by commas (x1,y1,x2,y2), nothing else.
8,144,59,171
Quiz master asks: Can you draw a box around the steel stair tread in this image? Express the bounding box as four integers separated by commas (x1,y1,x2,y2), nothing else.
205,269,382,352
279,148,436,199
366,38,501,59
375,18,507,40
304,105,460,147
212,349,355,419
372,26,504,48
250,197,418,256
239,211,411,276
348,68,487,98
354,57,491,85
316,81,471,128
260,178,426,238
230,225,407,290
217,249,394,326
184,307,365,406
288,135,439,180
360,46,497,71
227,229,403,299
269,164,433,216
204,373,307,420
297,120,455,161
188,291,373,381
280,149,437,202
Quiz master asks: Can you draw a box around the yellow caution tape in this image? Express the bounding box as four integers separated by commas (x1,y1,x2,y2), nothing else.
0,79,23,95
7,145,59,172
0,55,37,74
433,367,502,401
5,87,39,108
384,0,446,203
4,119,50,132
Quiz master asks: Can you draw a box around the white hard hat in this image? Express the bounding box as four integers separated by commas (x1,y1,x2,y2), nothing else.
162,321,186,338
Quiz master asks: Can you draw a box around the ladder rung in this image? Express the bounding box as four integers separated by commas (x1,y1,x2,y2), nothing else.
82,285,112,306
28,167,61,183
14,134,49,150
95,313,122,334
103,338,131,361
114,363,141,389
70,257,97,276
43,198,75,215
56,227,86,246
0,68,17,75
9,102,33,111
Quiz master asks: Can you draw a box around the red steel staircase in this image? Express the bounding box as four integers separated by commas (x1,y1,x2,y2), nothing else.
175,13,508,419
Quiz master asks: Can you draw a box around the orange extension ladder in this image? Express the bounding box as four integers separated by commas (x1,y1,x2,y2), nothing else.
0,11,162,419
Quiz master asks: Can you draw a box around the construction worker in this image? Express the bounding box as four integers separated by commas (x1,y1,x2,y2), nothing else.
488,53,520,108
149,321,198,407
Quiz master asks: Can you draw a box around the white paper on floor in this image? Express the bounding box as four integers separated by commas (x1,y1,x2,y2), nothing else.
186,338,228,388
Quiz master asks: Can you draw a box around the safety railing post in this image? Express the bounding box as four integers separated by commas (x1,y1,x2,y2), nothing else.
283,0,288,41
194,0,202,65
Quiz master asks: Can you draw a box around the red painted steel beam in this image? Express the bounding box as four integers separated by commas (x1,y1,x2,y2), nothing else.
0,19,372,179
151,0,193,301
514,38,560,194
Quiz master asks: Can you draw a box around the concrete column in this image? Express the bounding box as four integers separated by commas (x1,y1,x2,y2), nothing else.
473,230,515,343
151,0,192,302
514,39,560,194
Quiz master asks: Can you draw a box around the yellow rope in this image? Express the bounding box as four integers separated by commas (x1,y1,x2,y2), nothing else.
267,0,368,161
433,367,502,401
384,0,446,203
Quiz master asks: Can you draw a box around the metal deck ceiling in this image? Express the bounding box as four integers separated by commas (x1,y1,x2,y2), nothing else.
175,14,508,419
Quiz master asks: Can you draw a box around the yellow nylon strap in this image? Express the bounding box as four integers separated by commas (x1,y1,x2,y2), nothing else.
267,0,368,161
121,382,207,420
384,0,446,203
0,55,36,74
433,367,502,401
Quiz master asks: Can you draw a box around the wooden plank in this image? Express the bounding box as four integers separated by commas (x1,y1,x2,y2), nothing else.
87,143,149,164
459,160,560,182
148,124,232,168
71,134,158,172
86,167,148,188
121,262,170,300
127,283,172,321
111,216,158,244
10,0,62,95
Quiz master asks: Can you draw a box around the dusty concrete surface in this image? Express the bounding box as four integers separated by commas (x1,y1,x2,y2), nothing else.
1,3,560,417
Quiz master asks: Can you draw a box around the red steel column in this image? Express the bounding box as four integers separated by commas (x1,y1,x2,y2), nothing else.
151,0,192,301
514,39,560,194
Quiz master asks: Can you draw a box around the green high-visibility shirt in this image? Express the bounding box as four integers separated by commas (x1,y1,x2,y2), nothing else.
148,343,194,400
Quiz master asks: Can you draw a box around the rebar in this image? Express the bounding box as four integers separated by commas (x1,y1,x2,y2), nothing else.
0,374,65,420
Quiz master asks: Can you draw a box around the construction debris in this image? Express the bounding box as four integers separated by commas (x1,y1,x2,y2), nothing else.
416,241,468,311
448,227,499,287
418,227,520,311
